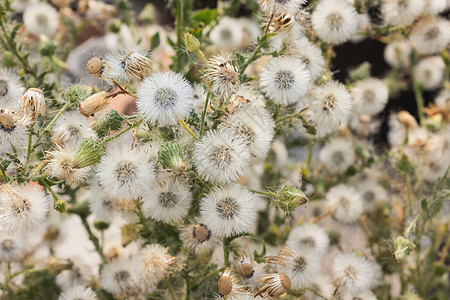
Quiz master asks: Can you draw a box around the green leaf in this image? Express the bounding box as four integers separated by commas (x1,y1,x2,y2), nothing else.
150,32,160,50
10,22,23,40
192,8,217,25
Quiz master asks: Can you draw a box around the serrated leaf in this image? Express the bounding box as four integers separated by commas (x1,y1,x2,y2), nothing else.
192,8,217,25
150,32,160,50
10,22,23,40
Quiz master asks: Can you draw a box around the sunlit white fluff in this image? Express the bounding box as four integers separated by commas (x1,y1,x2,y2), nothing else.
258,0,307,16
100,258,143,297
23,2,59,37
277,246,321,290
422,0,446,15
294,38,325,80
139,244,174,287
435,89,450,110
286,224,329,255
180,223,218,254
192,83,207,112
200,183,256,237
309,81,353,136
260,56,310,105
209,17,244,50
136,71,193,126
193,128,250,184
382,0,424,26
97,146,156,201
352,78,389,116
223,105,275,160
333,253,381,296
415,56,445,91
319,138,356,174
384,40,412,68
0,234,26,262
409,17,450,55
352,13,371,43
52,111,96,148
311,0,358,45
58,285,98,300
326,184,363,223
349,114,380,137
0,184,49,235
356,181,388,212
0,70,24,108
142,179,192,223
46,146,90,187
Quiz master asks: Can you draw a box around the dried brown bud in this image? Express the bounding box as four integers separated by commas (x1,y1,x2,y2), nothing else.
78,91,109,117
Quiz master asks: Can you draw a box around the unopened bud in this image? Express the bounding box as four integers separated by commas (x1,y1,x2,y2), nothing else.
108,18,121,33
78,91,109,117
86,56,105,78
94,219,110,230
39,34,56,56
277,185,308,213
63,85,93,107
19,88,46,119
393,236,415,262
48,257,73,276
67,201,90,219
395,153,414,173
349,61,371,81
73,137,105,168
53,198,67,213
184,32,200,53
92,110,124,137
158,142,185,173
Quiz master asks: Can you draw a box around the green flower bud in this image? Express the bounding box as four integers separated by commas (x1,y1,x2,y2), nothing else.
276,185,308,214
393,236,415,262
94,219,110,230
158,142,185,173
108,18,122,33
92,110,124,137
139,4,156,24
39,34,56,57
184,32,201,53
395,153,414,173
67,201,91,219
73,138,105,169
62,85,93,107
349,61,371,81
53,198,67,213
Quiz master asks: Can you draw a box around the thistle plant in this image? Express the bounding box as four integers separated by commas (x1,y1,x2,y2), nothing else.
0,0,449,299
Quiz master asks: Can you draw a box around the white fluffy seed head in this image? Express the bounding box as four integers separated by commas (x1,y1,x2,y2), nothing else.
46,146,90,187
326,184,363,223
104,48,151,83
96,146,156,201
223,105,275,160
384,40,412,68
23,2,59,37
0,69,24,108
293,38,325,81
52,111,96,148
193,128,251,184
100,258,143,297
311,0,358,45
356,182,388,212
0,184,49,235
58,285,98,300
277,246,321,290
0,109,28,148
0,234,26,262
136,71,193,127
410,17,450,55
309,81,353,137
139,244,174,287
415,56,445,91
333,253,381,296
352,78,389,116
260,56,310,105
142,179,192,223
319,138,356,174
180,223,218,254
209,17,244,50
422,0,447,15
382,0,425,26
204,54,240,98
286,224,330,256
88,184,118,223
200,183,256,238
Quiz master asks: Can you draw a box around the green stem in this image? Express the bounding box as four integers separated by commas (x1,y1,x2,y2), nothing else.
250,189,277,198
412,80,425,127
404,213,421,237
195,49,208,64
405,173,414,216
80,216,107,264
240,43,263,74
24,123,35,172
165,276,178,300
306,141,314,174
104,125,134,143
175,0,184,72
306,287,328,300
199,91,211,137
32,102,70,149
275,112,300,124
189,268,224,290
223,237,230,268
